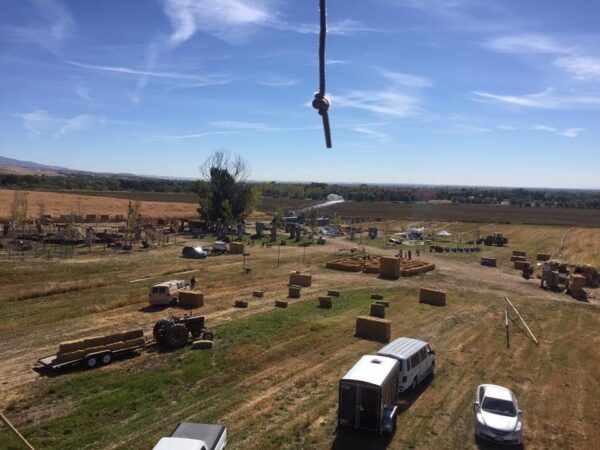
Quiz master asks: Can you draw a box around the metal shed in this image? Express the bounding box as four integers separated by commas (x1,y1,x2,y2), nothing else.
338,355,399,434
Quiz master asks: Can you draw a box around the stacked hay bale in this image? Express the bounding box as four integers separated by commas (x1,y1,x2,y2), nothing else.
318,296,332,308
537,253,552,262
178,291,204,309
355,316,391,342
55,339,86,364
362,256,381,274
234,300,248,308
511,255,527,262
480,257,497,267
328,290,341,297
512,250,526,258
370,303,386,318
288,285,302,298
379,257,400,280
399,260,435,277
229,241,244,254
514,261,530,270
289,272,312,287
55,329,145,363
275,300,288,308
325,258,362,272
419,288,446,306
375,300,390,307
568,274,587,299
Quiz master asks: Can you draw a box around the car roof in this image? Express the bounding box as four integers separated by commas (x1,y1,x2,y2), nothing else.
377,337,428,360
152,437,206,450
481,384,514,401
341,355,398,387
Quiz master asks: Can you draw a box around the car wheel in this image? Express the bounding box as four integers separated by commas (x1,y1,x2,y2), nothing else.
412,378,418,391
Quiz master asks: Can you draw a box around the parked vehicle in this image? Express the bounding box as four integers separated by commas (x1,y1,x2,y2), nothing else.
338,355,399,434
182,246,208,259
377,337,435,392
474,384,523,445
153,314,214,349
212,241,228,255
153,422,227,450
149,280,187,306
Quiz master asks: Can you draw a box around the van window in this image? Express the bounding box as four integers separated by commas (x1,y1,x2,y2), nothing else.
410,353,420,369
419,348,427,361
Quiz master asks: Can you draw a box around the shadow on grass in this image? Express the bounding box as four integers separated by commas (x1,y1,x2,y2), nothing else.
476,434,525,450
138,304,170,313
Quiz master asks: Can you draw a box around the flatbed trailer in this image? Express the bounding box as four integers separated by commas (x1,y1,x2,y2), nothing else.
37,340,148,370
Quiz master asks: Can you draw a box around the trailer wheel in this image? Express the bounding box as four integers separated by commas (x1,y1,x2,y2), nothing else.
101,353,112,365
170,297,178,306
166,323,188,349
202,331,214,341
85,355,98,369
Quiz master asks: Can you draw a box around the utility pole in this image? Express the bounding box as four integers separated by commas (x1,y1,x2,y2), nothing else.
277,243,281,267
505,308,510,349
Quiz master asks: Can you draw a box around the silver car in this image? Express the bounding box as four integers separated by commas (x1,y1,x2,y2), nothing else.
474,384,523,445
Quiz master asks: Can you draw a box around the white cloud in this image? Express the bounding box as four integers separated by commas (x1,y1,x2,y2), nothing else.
559,128,583,138
56,114,104,137
12,109,104,137
211,120,273,130
379,69,431,88
151,131,235,141
554,55,600,81
12,109,56,134
258,75,299,87
533,124,557,132
351,126,390,142
1,0,73,52
472,89,600,109
74,83,93,102
331,90,420,117
484,34,570,55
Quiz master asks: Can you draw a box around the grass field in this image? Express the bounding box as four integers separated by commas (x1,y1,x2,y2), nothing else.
1,222,599,449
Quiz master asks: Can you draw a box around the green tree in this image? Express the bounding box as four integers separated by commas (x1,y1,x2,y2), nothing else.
194,150,261,235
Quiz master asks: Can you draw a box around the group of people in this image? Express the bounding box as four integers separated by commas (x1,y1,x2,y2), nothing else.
395,248,421,259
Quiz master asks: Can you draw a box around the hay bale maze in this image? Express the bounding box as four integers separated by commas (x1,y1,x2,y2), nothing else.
178,291,204,309
289,272,312,287
355,316,391,343
326,255,434,279
234,300,248,308
399,259,435,277
370,303,386,318
419,288,447,306
325,257,363,272
288,285,302,299
318,296,332,309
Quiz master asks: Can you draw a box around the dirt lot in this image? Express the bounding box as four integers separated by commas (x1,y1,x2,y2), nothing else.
0,189,198,219
0,224,599,449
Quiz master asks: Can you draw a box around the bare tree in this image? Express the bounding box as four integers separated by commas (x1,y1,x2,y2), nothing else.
199,149,250,182
10,191,29,232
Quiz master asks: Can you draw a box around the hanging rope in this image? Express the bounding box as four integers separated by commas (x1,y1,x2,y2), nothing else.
312,0,332,148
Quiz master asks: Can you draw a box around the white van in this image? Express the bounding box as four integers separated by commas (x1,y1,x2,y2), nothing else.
377,337,435,392
149,280,187,306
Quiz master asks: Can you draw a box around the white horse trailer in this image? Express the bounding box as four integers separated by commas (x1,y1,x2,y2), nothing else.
338,355,399,434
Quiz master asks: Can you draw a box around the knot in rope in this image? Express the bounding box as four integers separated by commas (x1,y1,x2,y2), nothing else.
312,93,330,115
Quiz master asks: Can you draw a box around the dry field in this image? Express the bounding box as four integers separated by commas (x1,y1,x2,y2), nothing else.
0,189,198,220
0,224,599,450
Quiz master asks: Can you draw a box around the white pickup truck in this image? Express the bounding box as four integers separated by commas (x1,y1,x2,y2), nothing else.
153,423,227,450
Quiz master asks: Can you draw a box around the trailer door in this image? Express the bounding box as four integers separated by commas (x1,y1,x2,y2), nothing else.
339,382,357,427
358,386,380,432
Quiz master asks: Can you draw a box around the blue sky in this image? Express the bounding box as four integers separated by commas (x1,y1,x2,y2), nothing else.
1,0,599,188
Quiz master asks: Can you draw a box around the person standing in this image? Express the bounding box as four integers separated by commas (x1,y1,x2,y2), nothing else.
190,276,196,290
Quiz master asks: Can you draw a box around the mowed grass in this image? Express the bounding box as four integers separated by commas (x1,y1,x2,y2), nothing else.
2,281,599,450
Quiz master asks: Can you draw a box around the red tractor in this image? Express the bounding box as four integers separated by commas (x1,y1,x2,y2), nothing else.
153,314,214,349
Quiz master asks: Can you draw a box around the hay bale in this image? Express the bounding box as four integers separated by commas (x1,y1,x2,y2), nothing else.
419,288,447,306
511,256,527,262
327,290,341,297
289,272,312,287
319,296,332,308
54,350,86,364
537,253,552,262
191,340,213,350
379,257,400,279
370,294,384,300
252,290,264,298
234,300,248,308
125,329,144,341
355,316,391,343
83,336,106,348
230,241,244,254
480,257,497,267
569,274,586,289
512,250,526,257
370,303,386,318
514,261,530,270
107,341,129,352
375,300,390,308
58,339,85,354
275,300,288,308
326,260,363,272
179,291,204,309
288,285,301,299
104,332,126,345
